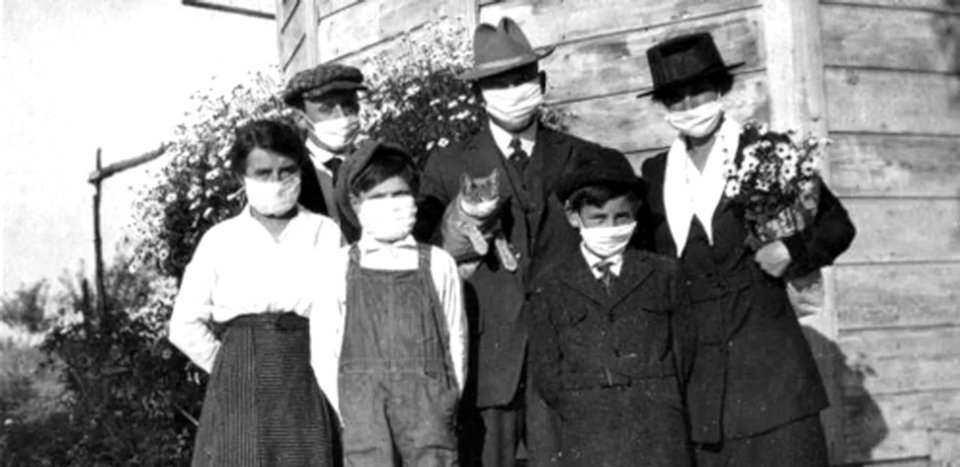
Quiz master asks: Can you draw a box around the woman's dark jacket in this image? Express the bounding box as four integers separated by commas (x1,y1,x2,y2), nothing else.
638,147,856,444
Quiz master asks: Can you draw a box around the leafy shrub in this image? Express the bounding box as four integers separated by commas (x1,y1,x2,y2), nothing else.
0,281,50,333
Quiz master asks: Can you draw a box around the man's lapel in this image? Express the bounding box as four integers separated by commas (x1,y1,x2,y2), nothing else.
528,127,574,235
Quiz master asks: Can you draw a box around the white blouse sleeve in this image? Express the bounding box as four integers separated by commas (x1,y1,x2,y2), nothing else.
433,248,467,393
310,248,348,421
168,232,221,374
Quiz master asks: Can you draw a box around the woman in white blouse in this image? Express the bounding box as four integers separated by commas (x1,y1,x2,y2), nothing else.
169,120,341,467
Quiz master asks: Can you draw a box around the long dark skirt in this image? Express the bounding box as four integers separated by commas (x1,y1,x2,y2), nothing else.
191,313,334,467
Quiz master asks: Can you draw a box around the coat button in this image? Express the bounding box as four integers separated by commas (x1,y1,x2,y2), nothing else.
613,350,621,357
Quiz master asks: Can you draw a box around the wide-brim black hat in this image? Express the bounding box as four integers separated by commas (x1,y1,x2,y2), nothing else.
637,32,744,98
555,149,645,204
458,17,555,81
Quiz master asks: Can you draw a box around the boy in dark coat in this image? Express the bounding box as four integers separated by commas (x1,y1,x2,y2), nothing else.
527,152,695,467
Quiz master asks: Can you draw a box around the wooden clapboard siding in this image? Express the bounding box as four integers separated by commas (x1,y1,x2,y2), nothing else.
839,326,960,396
316,0,359,19
835,263,960,330
277,0,314,74
545,9,764,102
844,389,960,463
556,70,770,153
822,0,960,14
825,68,960,136
478,0,759,48
838,199,960,264
830,134,960,198
821,4,960,73
317,0,455,61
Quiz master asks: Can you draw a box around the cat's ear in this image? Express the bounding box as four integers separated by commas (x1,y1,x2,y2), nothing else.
489,168,500,184
458,172,471,188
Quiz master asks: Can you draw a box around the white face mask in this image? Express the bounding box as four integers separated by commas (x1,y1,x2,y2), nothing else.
665,100,724,138
311,116,360,153
357,195,418,243
482,81,543,129
578,220,637,258
244,173,301,216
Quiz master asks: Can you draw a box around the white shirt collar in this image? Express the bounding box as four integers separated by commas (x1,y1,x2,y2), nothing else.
579,243,624,279
243,203,306,243
357,233,417,254
305,139,344,176
488,120,537,159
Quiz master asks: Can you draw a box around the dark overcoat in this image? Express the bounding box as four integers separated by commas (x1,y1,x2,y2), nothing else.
418,123,626,408
527,247,696,466
639,148,856,444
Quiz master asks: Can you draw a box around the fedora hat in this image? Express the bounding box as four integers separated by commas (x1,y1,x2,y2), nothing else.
637,32,744,98
457,17,555,81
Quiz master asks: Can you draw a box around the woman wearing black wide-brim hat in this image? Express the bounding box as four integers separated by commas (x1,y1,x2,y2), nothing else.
636,32,856,466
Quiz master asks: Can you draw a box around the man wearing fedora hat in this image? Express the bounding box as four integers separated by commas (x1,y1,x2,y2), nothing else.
636,32,855,466
418,17,631,467
283,63,367,241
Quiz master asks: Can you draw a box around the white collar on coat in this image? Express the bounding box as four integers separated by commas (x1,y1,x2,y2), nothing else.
663,116,740,257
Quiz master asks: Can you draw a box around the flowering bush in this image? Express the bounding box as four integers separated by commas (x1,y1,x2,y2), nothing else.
723,121,828,246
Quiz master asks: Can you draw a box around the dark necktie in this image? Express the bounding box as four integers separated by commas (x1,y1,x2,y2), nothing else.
323,157,342,184
508,137,528,174
595,260,616,294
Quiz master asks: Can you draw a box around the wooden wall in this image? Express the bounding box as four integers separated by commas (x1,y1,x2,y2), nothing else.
820,0,960,465
270,0,960,464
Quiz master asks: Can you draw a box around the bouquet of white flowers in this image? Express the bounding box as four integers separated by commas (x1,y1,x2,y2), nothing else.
724,121,830,317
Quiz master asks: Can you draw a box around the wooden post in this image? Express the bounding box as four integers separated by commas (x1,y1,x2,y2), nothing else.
455,0,479,31
92,148,107,322
762,0,843,464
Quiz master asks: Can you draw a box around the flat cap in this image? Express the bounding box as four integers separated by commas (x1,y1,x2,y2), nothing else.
282,63,367,106
555,149,644,203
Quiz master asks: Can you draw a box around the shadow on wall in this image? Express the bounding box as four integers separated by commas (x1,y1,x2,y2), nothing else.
936,0,960,104
802,325,889,464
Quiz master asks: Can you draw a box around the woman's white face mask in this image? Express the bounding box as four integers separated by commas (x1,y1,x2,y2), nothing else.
244,173,301,216
665,100,724,138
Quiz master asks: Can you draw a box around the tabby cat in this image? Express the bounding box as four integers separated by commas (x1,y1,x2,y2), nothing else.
443,168,518,277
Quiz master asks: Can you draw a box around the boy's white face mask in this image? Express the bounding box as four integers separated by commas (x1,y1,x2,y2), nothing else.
357,195,418,243
244,173,301,216
665,100,724,138
577,219,637,258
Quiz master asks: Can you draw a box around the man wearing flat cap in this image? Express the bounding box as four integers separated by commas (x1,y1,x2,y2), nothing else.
283,63,367,241
418,17,632,467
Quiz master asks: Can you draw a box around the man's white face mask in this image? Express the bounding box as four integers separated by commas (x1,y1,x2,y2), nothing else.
482,80,543,130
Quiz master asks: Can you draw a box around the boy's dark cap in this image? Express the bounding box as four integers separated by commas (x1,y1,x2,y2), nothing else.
282,64,367,106
637,32,744,98
555,150,644,203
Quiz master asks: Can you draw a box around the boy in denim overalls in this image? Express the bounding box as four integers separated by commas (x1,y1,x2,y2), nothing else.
311,141,467,466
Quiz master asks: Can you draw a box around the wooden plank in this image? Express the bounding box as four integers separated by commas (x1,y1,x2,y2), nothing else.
544,9,764,102
825,68,960,136
836,263,960,330
822,0,960,13
478,0,759,48
843,389,960,463
838,198,960,264
316,0,359,19
830,133,960,198
277,0,310,73
556,71,769,154
838,327,960,396
822,4,960,73
317,0,453,61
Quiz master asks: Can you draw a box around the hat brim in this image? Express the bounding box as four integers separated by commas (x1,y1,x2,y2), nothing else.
636,61,745,98
283,81,368,106
457,46,555,81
